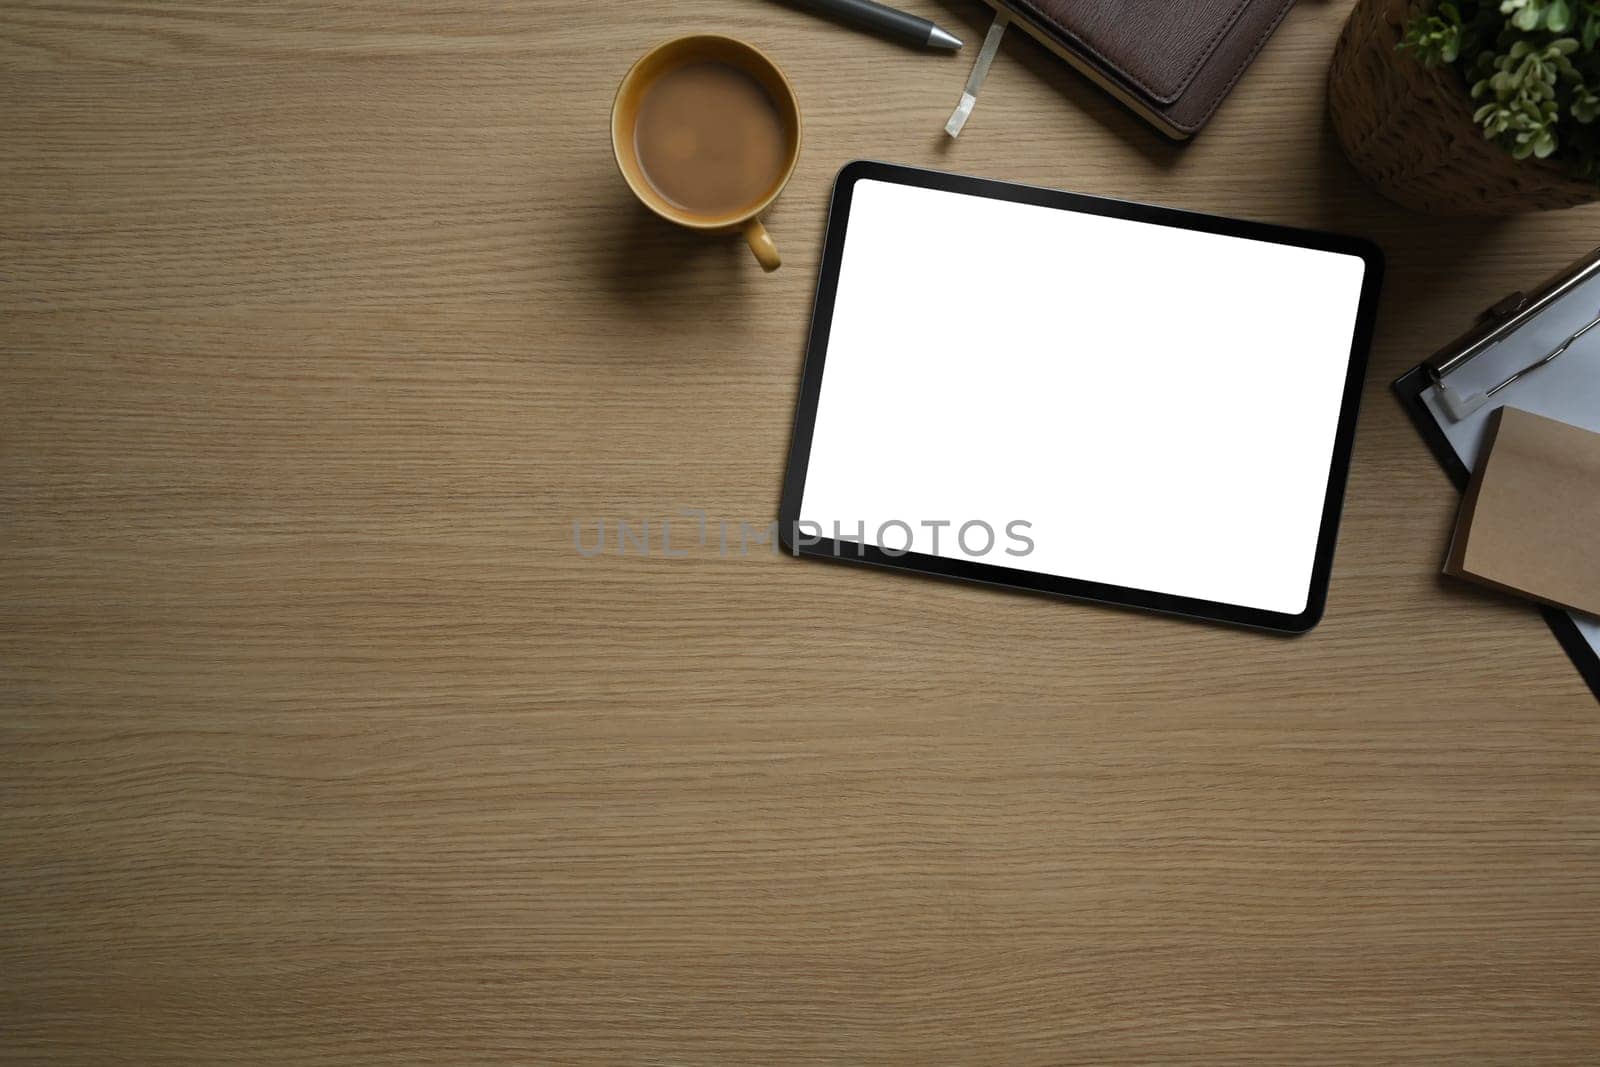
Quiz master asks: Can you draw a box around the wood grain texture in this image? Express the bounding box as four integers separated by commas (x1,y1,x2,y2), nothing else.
2,1,1598,1063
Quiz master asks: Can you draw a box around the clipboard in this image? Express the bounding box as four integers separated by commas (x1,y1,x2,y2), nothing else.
1394,247,1600,701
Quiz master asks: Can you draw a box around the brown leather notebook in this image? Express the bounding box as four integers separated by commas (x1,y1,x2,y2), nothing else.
984,0,1297,139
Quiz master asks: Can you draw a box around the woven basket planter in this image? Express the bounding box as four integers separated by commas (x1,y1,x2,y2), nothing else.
1328,0,1600,214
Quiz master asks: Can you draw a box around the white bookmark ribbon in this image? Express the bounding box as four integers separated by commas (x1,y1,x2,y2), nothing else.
945,11,1009,138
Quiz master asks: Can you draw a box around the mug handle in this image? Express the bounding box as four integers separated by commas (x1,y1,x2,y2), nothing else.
742,218,781,272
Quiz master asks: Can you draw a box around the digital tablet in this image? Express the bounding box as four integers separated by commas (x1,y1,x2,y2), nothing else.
778,162,1384,633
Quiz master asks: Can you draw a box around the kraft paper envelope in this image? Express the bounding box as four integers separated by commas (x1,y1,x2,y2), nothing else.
1445,406,1600,616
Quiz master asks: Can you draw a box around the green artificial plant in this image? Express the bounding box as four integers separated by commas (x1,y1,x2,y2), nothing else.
1400,0,1600,177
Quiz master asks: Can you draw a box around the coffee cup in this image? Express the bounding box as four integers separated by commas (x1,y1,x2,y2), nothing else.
611,35,802,272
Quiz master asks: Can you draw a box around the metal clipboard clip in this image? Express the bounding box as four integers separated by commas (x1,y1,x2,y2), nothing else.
1436,306,1600,421
1424,246,1600,422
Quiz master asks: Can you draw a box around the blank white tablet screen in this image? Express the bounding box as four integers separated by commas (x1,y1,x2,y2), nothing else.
797,179,1369,616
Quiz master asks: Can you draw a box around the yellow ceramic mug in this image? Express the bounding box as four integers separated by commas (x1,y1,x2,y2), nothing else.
611,35,802,272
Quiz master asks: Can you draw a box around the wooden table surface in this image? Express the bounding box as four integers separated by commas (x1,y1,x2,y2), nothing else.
4,1,1598,1062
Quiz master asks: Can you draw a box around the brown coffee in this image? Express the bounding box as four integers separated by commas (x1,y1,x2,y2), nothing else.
633,60,788,219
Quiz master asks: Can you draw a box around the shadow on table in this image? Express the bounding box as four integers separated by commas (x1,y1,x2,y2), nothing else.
597,202,757,313
1309,106,1512,307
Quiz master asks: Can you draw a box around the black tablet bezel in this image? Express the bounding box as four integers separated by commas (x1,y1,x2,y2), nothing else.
778,161,1386,634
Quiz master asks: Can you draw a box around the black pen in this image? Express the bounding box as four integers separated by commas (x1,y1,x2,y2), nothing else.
783,0,963,51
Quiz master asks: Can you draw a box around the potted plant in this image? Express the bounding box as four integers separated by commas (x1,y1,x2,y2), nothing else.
1329,0,1600,213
